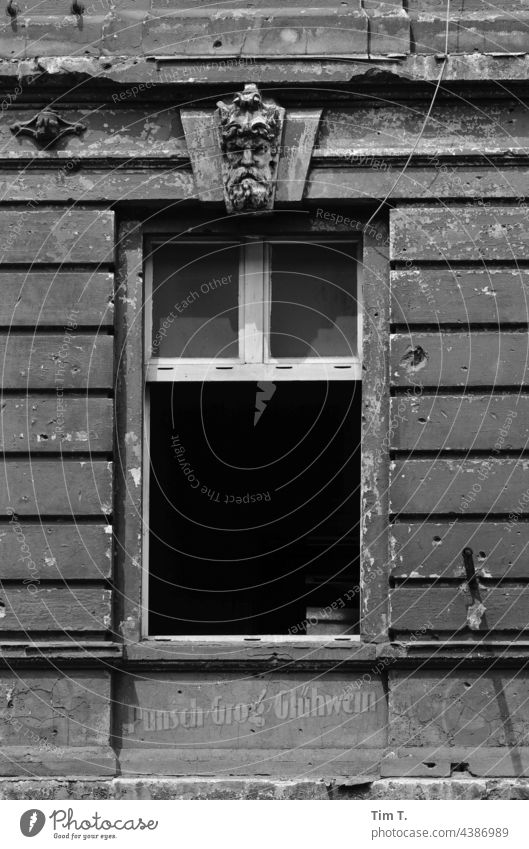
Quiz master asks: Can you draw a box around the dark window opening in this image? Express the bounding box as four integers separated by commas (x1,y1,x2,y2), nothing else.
148,381,361,636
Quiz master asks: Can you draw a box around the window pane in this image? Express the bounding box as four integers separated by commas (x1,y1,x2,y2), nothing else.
151,243,240,358
270,242,358,358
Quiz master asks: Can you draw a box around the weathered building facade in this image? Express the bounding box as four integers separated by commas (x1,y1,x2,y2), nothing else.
1,0,529,800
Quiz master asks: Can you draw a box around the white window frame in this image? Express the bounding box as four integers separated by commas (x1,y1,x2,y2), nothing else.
145,235,362,382
142,232,363,640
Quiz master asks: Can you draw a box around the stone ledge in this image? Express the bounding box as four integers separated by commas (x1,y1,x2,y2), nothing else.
2,5,529,61
1,777,529,800
0,8,371,60
0,53,527,90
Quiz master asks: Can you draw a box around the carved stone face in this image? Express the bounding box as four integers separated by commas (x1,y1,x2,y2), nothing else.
224,135,274,211
217,84,284,213
35,111,60,144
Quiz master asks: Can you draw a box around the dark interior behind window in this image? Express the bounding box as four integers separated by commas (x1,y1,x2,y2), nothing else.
148,381,361,635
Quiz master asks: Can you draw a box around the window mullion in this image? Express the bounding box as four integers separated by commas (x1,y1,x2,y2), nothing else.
242,240,265,363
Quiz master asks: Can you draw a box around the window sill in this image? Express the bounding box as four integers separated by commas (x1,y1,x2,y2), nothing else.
123,637,373,670
150,634,361,642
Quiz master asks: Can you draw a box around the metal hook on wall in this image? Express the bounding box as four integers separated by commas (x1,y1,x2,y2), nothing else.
6,0,18,29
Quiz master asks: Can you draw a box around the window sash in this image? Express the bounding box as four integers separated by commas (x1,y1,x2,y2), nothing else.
145,236,362,378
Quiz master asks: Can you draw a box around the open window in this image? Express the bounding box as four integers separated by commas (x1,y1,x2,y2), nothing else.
144,232,362,638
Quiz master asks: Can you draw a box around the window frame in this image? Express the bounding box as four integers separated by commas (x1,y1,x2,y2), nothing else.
145,234,363,383
114,211,390,657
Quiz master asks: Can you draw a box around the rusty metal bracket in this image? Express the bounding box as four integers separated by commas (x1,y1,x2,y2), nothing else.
462,547,487,631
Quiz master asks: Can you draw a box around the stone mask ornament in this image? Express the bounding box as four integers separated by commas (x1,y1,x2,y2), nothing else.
10,108,86,148
216,83,285,214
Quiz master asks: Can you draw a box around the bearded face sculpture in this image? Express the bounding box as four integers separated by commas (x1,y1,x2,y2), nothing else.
217,84,284,213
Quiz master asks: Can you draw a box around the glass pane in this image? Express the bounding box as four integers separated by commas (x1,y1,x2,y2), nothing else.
269,242,358,358
151,242,240,358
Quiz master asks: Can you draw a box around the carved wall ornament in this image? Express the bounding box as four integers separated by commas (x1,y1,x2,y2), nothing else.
216,83,285,213
10,109,86,148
